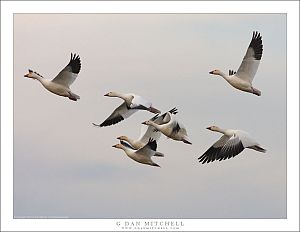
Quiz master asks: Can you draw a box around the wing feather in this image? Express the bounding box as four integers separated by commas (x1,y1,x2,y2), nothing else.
95,102,137,127
236,31,263,83
198,135,230,164
130,94,151,109
136,139,157,157
217,135,244,161
52,53,81,87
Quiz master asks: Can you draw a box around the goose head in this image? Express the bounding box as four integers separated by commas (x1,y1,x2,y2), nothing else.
112,144,124,149
206,125,221,132
142,120,152,126
24,69,43,79
117,135,128,141
104,92,134,103
209,69,222,76
104,91,118,97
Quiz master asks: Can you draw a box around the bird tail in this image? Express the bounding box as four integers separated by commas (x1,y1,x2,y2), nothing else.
252,88,261,96
249,145,266,153
154,152,164,157
68,92,80,101
182,138,192,145
150,162,161,167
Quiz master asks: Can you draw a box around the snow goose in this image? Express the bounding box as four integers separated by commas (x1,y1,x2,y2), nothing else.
142,111,192,145
198,126,266,164
24,53,81,101
93,92,161,127
112,139,160,167
117,107,178,149
209,31,263,96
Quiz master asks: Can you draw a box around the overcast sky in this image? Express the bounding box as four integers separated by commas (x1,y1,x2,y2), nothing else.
13,13,286,219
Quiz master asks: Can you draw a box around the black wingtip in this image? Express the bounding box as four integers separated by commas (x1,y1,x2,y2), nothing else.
169,107,178,115
147,138,157,151
150,114,160,121
68,52,81,74
92,123,101,127
249,31,263,60
229,70,236,76
152,163,161,167
100,115,124,127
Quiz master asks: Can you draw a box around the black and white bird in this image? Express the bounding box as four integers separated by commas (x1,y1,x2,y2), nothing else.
24,53,81,101
209,31,263,96
117,107,178,157
112,139,161,167
142,111,192,145
117,107,178,149
93,92,161,127
198,126,266,164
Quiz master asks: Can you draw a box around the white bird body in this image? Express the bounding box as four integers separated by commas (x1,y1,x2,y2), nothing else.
118,108,178,148
226,76,251,91
117,108,178,156
24,53,81,101
198,126,266,164
38,78,70,96
113,139,160,167
142,112,192,145
209,31,263,96
94,91,161,127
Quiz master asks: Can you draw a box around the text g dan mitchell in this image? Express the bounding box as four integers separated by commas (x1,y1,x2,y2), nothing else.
116,220,184,230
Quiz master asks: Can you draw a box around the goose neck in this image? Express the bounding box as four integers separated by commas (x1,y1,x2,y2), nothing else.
214,127,227,134
218,71,229,81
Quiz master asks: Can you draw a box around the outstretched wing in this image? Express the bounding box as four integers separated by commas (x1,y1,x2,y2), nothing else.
198,135,230,164
236,31,263,83
217,135,245,161
93,102,137,127
52,53,81,87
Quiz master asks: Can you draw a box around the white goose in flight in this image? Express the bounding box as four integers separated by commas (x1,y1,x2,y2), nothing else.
24,53,81,101
113,139,161,167
198,126,266,164
209,31,263,96
117,107,178,156
93,92,161,127
142,111,192,145
117,107,178,149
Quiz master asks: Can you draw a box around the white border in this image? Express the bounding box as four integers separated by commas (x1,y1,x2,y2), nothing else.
1,1,299,231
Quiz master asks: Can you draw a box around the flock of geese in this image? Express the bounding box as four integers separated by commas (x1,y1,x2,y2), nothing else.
24,31,266,168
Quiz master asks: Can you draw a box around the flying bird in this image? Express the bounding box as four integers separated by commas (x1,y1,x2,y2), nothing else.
112,139,161,167
142,111,192,145
93,92,161,127
117,107,178,149
198,126,266,164
24,53,82,101
209,31,263,96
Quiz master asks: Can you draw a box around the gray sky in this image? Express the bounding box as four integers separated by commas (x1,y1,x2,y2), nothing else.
14,14,286,219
